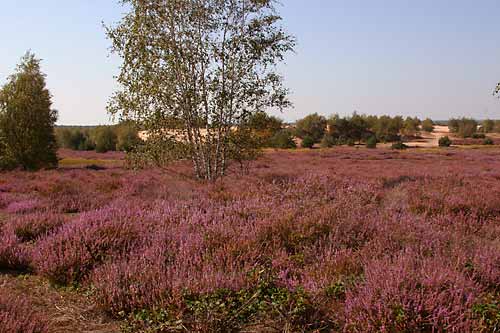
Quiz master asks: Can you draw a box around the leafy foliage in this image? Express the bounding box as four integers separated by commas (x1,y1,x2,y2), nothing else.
294,113,327,143
0,52,58,170
301,136,315,149
421,118,435,132
448,118,478,138
106,0,295,180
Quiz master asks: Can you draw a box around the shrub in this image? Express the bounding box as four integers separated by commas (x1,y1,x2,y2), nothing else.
11,213,66,242
345,254,479,332
0,228,30,271
421,118,434,132
0,291,49,333
472,133,486,139
365,136,377,149
483,137,494,145
439,136,452,147
320,134,336,148
33,208,142,285
301,136,315,149
391,141,407,150
94,126,117,153
294,113,327,142
116,123,141,152
269,130,296,149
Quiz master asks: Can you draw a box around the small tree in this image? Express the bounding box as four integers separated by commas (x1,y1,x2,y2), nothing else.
421,118,434,133
107,0,295,181
294,113,327,143
0,52,58,170
482,119,494,133
366,136,377,149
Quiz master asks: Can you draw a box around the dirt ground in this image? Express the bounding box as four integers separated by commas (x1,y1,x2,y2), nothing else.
0,272,120,333
404,125,450,148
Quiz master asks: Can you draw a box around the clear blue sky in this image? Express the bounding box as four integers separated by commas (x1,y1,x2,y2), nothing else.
1,0,499,125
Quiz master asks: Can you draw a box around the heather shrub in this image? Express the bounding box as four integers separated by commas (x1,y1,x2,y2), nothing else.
0,291,49,333
439,135,452,147
34,208,143,285
345,252,479,332
11,212,66,242
0,227,30,271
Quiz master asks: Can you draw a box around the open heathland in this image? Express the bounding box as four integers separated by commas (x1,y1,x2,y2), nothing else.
0,147,499,332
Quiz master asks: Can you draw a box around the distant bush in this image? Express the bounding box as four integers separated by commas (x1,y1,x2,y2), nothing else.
269,130,296,149
391,141,407,150
57,128,95,151
366,136,377,149
295,113,327,143
448,118,478,138
301,136,315,149
94,126,117,153
472,133,486,139
116,123,141,152
421,118,434,132
483,137,494,145
439,136,452,147
320,134,337,148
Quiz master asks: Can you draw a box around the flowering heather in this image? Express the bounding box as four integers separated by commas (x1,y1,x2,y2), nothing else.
0,147,499,331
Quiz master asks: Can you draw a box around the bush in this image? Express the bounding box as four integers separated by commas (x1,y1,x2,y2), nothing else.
320,134,337,148
391,141,407,150
295,113,327,143
472,133,486,139
269,130,296,149
94,126,117,153
483,137,494,145
301,136,315,149
365,136,377,149
439,136,452,147
116,123,141,152
421,118,434,132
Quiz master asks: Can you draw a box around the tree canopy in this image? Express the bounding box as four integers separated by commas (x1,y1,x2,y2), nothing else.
0,52,58,170
107,0,295,180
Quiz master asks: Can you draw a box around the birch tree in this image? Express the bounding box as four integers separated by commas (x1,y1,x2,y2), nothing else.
107,0,295,180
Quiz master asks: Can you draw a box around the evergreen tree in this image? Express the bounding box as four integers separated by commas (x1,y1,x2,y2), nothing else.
0,52,58,170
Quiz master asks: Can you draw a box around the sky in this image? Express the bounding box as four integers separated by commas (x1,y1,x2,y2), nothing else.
1,0,499,125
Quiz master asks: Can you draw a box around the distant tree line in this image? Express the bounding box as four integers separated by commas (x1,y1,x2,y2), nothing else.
448,118,500,138
291,113,435,148
56,122,141,153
